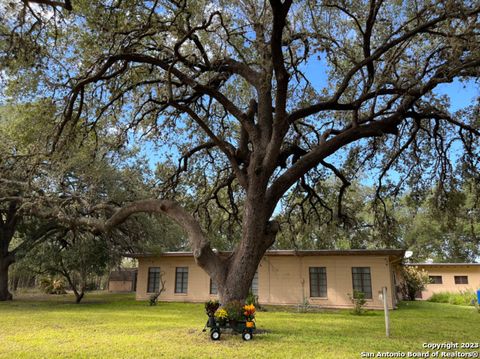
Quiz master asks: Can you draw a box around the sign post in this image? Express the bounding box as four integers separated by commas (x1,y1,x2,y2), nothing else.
382,287,390,337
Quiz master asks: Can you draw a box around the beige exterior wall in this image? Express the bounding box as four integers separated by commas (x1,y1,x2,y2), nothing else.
415,265,480,300
259,255,395,309
108,280,133,292
137,256,217,303
137,254,398,309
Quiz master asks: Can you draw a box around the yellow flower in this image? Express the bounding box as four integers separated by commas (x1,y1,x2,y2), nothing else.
214,308,228,319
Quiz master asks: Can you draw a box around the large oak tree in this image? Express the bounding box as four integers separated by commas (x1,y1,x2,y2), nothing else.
2,0,479,303
0,100,181,301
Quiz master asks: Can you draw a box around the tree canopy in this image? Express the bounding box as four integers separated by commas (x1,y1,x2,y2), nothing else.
1,0,479,302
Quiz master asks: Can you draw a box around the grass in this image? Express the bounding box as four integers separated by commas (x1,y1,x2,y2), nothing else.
428,290,478,306
0,292,479,359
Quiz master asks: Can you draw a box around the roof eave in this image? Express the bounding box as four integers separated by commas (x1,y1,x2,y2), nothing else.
125,249,405,259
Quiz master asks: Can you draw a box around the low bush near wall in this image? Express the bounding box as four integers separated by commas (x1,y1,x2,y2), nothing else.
428,290,477,306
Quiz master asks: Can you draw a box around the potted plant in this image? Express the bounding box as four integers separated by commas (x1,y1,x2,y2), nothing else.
214,308,228,326
205,300,220,316
205,300,220,327
243,304,256,328
224,300,244,328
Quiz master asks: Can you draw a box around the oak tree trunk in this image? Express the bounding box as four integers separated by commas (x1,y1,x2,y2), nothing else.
0,226,15,301
0,257,13,301
207,188,277,304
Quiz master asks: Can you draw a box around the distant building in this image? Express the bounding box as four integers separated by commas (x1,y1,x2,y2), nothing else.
108,268,137,292
128,249,405,309
406,263,480,300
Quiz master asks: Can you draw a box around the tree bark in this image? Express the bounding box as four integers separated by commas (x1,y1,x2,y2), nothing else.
60,267,86,304
210,187,278,304
0,226,15,301
74,290,85,304
0,256,14,301
0,201,18,301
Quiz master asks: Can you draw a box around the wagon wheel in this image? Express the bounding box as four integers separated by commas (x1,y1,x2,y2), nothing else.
242,330,253,341
210,329,221,341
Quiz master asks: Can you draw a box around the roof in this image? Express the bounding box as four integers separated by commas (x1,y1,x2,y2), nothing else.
126,249,405,259
109,269,137,281
407,263,480,267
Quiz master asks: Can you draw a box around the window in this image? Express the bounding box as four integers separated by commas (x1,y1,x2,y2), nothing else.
352,267,372,299
210,278,218,295
147,267,161,293
454,276,468,284
429,276,443,284
175,267,188,293
309,267,327,297
250,271,259,296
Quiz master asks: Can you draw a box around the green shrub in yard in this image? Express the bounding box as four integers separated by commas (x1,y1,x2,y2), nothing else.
428,290,477,306
428,292,450,303
39,277,67,295
400,266,430,301
348,290,367,315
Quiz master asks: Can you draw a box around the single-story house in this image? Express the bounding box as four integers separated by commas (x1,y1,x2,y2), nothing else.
108,268,138,292
129,249,405,309
406,263,480,300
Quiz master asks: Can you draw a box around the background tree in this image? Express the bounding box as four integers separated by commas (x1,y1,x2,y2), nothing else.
2,0,479,303
23,231,113,303
277,178,480,261
276,180,375,249
0,100,185,300
401,181,480,262
0,101,64,301
399,266,431,301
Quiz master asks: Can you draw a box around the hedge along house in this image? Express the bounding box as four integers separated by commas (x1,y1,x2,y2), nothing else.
129,249,405,309
406,263,480,300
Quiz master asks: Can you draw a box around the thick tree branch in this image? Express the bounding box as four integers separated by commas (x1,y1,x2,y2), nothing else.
29,199,223,273
170,103,248,188
267,111,405,210
288,5,480,123
60,52,258,150
320,160,351,221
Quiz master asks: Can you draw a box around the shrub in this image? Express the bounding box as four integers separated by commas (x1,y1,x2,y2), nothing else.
428,292,450,303
39,277,67,295
428,290,478,306
348,290,367,315
400,266,430,301
149,294,159,306
297,296,310,313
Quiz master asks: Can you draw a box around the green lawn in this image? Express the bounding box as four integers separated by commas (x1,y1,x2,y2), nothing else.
0,292,478,359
